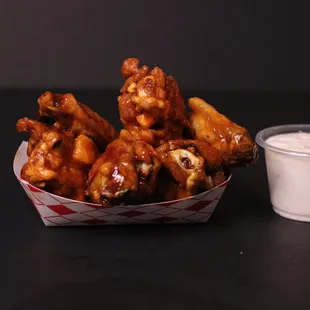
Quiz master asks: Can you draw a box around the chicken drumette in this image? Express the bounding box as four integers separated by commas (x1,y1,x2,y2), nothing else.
156,139,227,200
88,130,161,205
17,118,99,201
37,91,118,152
188,97,258,166
118,58,189,147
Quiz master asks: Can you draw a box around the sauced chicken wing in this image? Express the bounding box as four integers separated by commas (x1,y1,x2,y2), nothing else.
155,169,226,202
37,91,118,152
118,58,189,147
156,140,226,199
188,97,258,166
155,171,189,202
17,118,99,201
88,130,161,205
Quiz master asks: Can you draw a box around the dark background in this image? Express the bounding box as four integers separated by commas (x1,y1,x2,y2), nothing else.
0,0,309,91
3,90,310,310
2,1,310,309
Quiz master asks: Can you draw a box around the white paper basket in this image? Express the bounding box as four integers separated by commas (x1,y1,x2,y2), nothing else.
14,142,231,226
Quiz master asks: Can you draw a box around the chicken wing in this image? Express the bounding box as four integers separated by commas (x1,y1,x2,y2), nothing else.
156,139,226,199
37,91,118,152
188,97,258,166
17,118,99,201
155,171,189,202
88,130,161,205
118,58,189,147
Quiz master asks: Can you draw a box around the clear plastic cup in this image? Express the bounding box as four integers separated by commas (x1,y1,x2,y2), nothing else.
256,124,310,222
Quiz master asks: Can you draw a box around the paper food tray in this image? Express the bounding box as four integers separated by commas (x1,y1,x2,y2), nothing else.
13,141,231,226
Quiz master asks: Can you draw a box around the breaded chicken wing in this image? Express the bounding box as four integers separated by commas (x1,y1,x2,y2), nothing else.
88,130,161,205
156,139,226,199
37,91,118,151
17,118,99,201
188,97,258,166
118,58,189,147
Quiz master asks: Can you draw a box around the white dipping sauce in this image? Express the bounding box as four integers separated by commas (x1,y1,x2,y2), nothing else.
265,132,310,221
267,132,310,153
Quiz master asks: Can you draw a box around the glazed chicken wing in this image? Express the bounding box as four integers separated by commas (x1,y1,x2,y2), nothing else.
156,139,226,200
88,130,161,205
37,91,118,152
17,118,99,201
155,171,189,202
118,58,189,147
188,97,258,166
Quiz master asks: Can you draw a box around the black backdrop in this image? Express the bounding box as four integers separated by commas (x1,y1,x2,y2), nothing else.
0,0,309,91
2,3,310,309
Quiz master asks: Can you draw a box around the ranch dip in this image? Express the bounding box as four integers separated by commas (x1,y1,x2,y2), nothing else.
267,132,310,154
265,132,310,221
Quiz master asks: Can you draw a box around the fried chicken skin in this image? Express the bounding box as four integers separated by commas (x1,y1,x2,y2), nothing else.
118,58,189,147
17,118,99,201
37,91,118,152
156,140,226,199
188,97,258,166
88,130,161,205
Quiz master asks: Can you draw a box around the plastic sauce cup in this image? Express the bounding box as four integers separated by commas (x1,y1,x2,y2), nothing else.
256,124,310,222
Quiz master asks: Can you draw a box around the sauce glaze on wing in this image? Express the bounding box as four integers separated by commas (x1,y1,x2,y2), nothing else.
17,118,99,201
188,97,258,166
88,130,161,205
37,91,118,152
156,139,226,199
118,58,189,147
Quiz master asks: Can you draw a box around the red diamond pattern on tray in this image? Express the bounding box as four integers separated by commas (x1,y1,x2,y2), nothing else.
153,207,179,216
103,206,132,215
21,184,43,205
199,200,220,213
168,210,195,219
156,201,179,207
82,210,108,218
27,183,42,193
83,218,106,225
28,193,44,206
135,205,165,213
44,216,74,225
134,213,164,221
61,202,95,212
42,218,58,226
167,199,198,210
48,205,77,215
19,178,228,226
61,213,92,221
24,185,227,226
119,210,144,218
31,192,62,206
36,204,60,217
15,141,231,226
152,216,175,223
187,200,212,212
199,188,225,201
98,214,127,222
